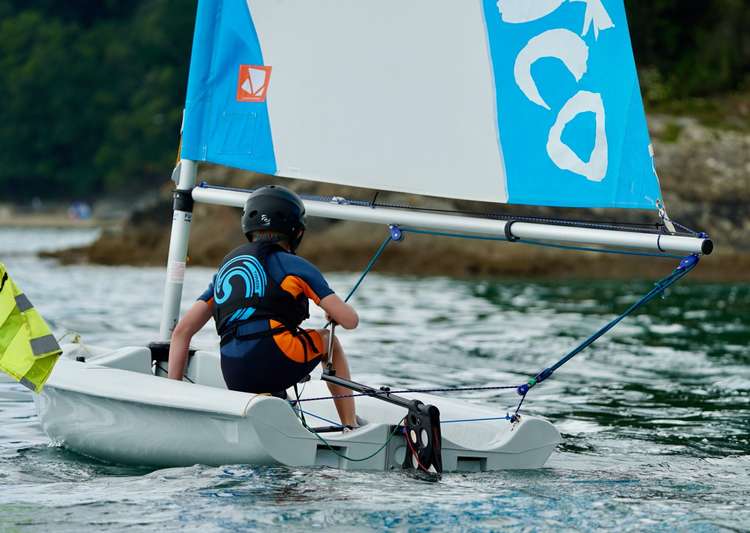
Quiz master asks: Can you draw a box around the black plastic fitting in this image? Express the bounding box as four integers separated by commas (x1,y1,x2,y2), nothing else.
173,189,194,213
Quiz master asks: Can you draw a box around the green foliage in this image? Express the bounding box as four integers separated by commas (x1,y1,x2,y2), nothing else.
0,1,747,201
627,0,750,100
0,0,195,201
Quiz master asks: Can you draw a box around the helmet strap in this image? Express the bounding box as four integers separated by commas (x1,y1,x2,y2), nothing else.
290,229,305,254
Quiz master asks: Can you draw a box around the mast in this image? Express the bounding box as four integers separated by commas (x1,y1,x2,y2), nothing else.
158,160,197,341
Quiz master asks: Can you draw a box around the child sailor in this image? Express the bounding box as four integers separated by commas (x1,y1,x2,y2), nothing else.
168,185,358,428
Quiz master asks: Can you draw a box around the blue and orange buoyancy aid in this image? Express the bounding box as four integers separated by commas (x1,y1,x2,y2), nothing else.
212,241,318,356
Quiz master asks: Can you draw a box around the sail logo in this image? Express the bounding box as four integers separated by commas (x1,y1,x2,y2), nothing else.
236,65,272,102
497,0,614,183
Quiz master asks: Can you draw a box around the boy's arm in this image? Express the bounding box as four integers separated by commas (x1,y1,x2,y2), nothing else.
319,294,358,329
279,254,358,329
168,300,213,380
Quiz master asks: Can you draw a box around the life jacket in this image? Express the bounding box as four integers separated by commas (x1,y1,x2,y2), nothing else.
212,241,314,353
0,263,62,392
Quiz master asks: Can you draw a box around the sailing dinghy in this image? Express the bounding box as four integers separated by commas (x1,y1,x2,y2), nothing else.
35,0,711,474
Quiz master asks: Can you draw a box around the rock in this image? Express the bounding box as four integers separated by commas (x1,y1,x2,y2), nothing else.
43,113,750,280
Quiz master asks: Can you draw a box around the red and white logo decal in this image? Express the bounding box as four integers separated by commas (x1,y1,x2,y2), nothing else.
236,65,272,102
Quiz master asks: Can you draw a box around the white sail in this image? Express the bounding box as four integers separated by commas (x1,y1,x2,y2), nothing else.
181,0,662,210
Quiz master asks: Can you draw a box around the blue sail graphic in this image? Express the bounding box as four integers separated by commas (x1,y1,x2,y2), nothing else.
181,0,661,210
483,0,661,208
181,0,276,174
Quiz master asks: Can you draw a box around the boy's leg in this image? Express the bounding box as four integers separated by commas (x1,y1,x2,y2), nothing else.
316,329,356,427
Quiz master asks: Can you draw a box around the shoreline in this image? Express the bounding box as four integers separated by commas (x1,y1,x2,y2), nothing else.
0,215,118,230
38,216,750,283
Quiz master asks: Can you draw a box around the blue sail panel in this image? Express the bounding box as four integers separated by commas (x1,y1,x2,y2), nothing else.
482,0,661,209
181,0,661,210
181,0,276,174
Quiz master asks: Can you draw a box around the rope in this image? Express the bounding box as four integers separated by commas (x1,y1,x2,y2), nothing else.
295,408,343,428
442,415,513,424
309,417,406,463
292,384,519,403
303,220,701,426
399,227,684,259
154,362,195,384
334,224,689,322
344,234,392,302
309,238,699,418
517,255,699,394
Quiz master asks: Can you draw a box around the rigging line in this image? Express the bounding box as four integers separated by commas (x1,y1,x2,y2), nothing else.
344,234,393,303
671,220,701,237
388,204,672,235
309,417,407,463
324,232,696,412
517,239,683,259
400,227,684,259
368,199,688,235
292,384,519,403
293,383,308,428
366,194,659,231
548,264,693,374
154,362,195,384
56,331,83,344
514,393,527,417
517,255,699,395
294,408,343,428
321,231,392,329
442,415,513,424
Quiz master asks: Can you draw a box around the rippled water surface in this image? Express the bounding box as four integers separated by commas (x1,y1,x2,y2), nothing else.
1,228,748,532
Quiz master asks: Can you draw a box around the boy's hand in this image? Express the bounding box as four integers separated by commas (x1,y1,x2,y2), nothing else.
319,294,359,329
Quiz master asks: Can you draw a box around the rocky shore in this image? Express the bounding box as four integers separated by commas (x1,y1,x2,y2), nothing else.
44,112,750,282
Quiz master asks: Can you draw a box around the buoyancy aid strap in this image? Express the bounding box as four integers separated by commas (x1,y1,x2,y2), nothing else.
220,322,288,347
295,327,319,363
220,320,320,362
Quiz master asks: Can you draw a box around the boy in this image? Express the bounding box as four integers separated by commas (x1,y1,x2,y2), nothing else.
167,185,358,428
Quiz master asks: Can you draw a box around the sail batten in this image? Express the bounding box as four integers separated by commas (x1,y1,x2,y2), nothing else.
182,0,662,210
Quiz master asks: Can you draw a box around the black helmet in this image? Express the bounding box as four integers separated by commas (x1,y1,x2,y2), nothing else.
241,185,306,251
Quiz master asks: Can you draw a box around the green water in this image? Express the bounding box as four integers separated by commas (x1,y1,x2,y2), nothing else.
0,228,748,531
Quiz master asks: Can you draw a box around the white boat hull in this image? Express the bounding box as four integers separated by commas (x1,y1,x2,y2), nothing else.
35,344,560,472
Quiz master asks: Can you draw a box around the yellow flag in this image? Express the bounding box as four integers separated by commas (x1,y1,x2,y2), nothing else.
0,263,61,392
